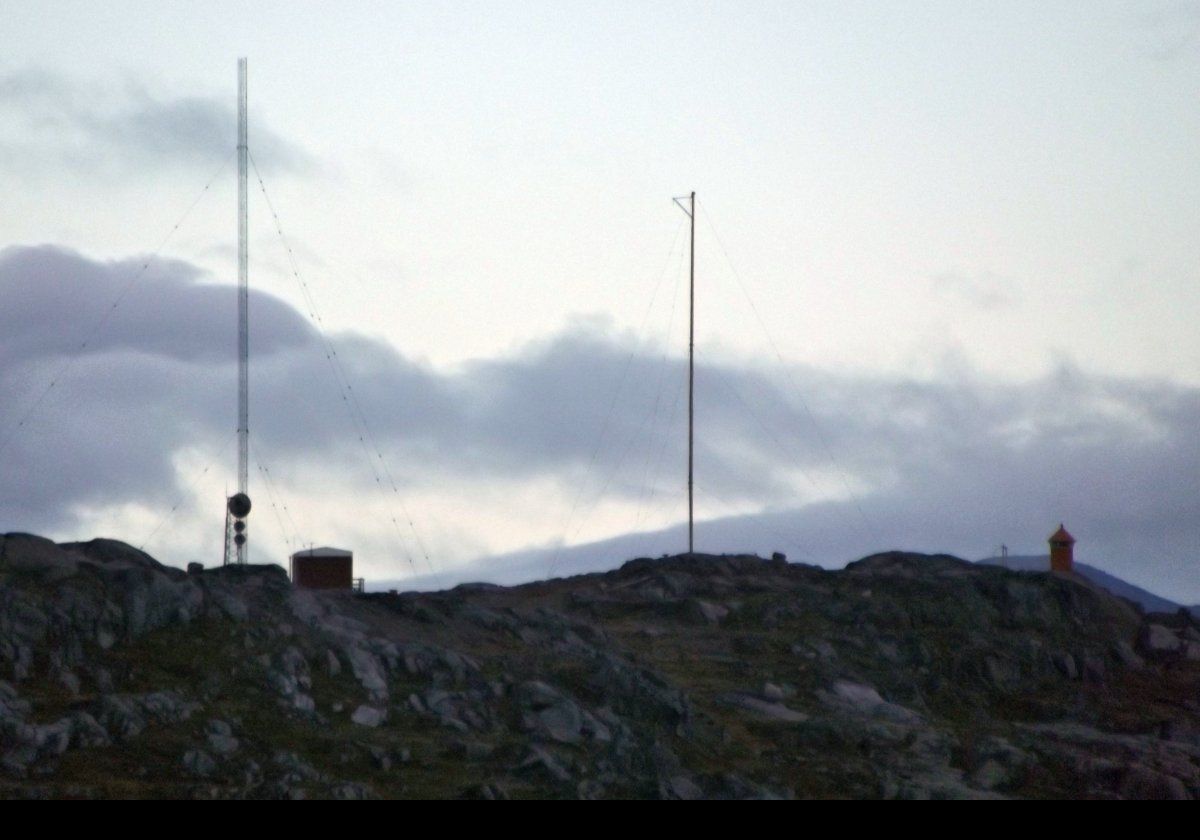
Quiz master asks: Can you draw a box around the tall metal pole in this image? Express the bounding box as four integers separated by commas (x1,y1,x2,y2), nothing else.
691,193,700,554
673,192,696,556
236,57,249,564
687,191,695,555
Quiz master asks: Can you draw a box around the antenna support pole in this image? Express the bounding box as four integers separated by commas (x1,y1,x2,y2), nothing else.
673,191,696,555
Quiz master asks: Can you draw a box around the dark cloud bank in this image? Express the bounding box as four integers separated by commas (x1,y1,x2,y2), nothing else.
1,245,1197,601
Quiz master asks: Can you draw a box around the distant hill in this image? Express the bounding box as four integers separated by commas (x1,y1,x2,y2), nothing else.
373,513,844,593
977,554,1196,617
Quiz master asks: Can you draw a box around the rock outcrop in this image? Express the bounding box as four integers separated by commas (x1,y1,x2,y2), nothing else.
2,537,1199,799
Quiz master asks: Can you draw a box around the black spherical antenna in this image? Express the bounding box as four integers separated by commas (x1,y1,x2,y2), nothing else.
227,492,252,518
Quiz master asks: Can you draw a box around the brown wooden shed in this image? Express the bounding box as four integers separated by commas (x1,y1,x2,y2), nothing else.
290,547,353,590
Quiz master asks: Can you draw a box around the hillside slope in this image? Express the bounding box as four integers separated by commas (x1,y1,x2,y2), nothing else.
2,533,1200,799
978,555,1188,616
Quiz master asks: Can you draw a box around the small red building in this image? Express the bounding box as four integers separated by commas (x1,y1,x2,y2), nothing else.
291,547,354,590
1048,524,1075,573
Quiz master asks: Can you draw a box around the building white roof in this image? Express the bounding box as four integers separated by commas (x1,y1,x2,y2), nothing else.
291,547,353,558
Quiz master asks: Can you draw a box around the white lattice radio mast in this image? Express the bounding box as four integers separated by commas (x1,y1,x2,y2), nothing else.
225,57,252,564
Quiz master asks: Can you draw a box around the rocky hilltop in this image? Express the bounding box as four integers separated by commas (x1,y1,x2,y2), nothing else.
2,532,1199,799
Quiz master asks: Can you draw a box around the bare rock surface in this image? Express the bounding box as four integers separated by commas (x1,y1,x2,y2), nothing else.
3,537,1200,798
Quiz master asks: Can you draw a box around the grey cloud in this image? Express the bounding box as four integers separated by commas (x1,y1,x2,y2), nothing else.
0,67,313,175
0,245,325,525
0,245,315,364
1,245,1197,603
400,369,1200,603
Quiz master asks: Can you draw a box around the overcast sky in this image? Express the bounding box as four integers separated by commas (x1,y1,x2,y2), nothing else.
1,2,1197,602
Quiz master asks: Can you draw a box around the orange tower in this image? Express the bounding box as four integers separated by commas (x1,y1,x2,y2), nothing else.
1048,524,1075,573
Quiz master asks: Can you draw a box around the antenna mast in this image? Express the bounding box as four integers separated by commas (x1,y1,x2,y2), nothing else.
673,191,696,555
226,57,252,564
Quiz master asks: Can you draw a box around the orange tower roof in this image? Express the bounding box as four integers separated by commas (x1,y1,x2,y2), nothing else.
1049,524,1075,544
